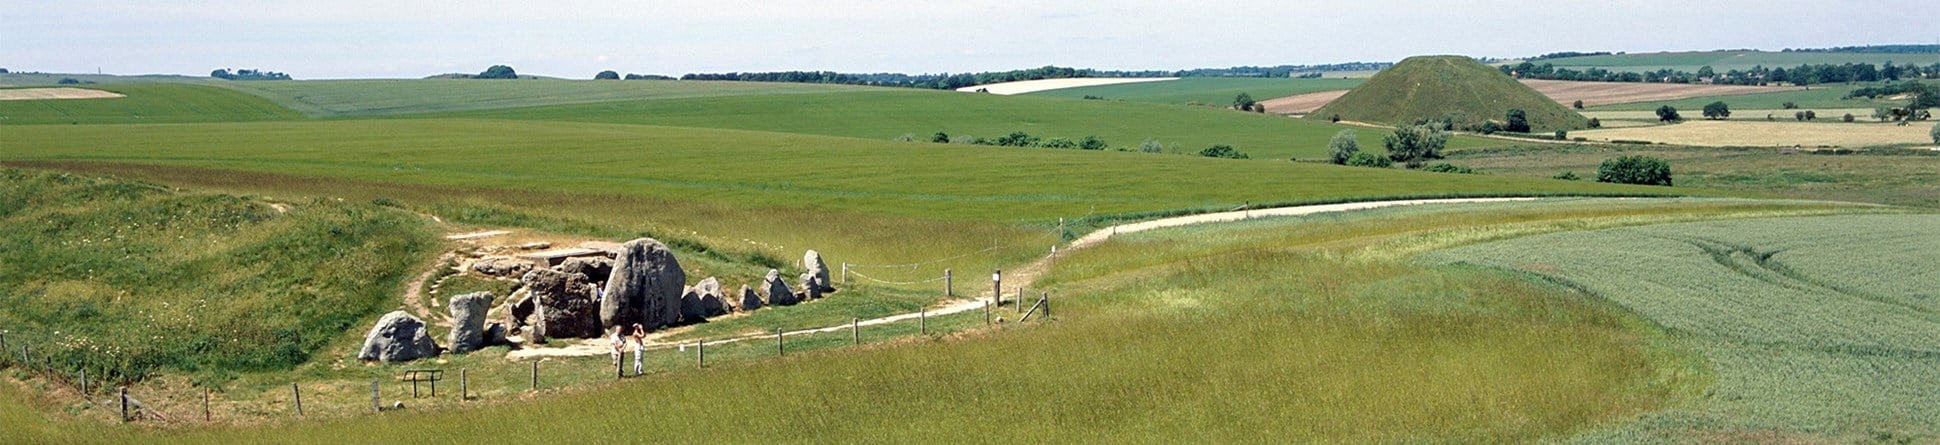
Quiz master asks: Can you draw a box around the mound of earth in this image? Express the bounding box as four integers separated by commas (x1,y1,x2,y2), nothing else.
1311,55,1589,131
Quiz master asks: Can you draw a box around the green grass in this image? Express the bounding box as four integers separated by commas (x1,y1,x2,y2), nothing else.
0,169,436,384
1431,213,1940,442
0,83,303,125
1314,55,1590,131
211,79,879,117
1446,144,1940,208
438,89,1507,160
1535,50,1940,73
1023,77,1363,105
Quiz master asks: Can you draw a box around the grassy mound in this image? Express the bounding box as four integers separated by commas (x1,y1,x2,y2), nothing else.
1312,55,1589,131
0,83,303,125
0,169,436,383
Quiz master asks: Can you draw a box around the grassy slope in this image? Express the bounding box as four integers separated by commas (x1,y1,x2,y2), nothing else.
1432,214,1939,442
1023,77,1364,105
1448,145,1940,209
0,169,436,383
12,198,1874,443
211,79,878,117
0,83,303,125
439,89,1506,160
1537,50,1940,72
1313,55,1591,131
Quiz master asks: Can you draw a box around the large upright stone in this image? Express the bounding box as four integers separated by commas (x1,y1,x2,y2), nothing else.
523,268,602,339
694,277,728,317
601,238,686,330
764,269,799,306
358,311,439,363
799,272,824,300
738,284,763,312
447,292,493,353
803,250,835,292
679,286,707,323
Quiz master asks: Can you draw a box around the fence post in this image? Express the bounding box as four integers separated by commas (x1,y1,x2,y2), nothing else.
1043,292,1051,319
696,340,705,368
119,387,128,422
985,301,992,325
461,369,469,401
372,380,380,413
291,383,302,417
1016,288,1024,315
945,269,953,297
992,269,1002,309
529,360,539,390
920,308,927,335
842,263,849,286
80,369,87,398
204,388,211,421
852,318,860,345
776,328,785,356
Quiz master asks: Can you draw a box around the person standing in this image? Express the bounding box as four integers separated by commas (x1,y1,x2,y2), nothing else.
629,323,647,376
609,326,626,372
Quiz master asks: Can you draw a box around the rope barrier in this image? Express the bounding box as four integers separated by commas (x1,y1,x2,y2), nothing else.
848,269,950,285
843,246,1002,269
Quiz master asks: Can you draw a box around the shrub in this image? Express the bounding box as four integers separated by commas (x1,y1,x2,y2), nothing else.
1596,155,1673,186
1326,129,1359,165
1588,117,1601,128
931,132,950,143
1553,171,1580,181
1505,109,1531,133
57,77,81,85
1420,163,1477,174
1572,100,1584,109
477,65,518,79
1383,125,1449,168
1554,130,1568,140
1702,101,1730,120
1795,111,1807,121
1040,138,1077,149
594,70,620,80
1843,113,1855,122
1137,138,1164,153
1345,151,1392,168
1782,101,1799,109
1199,145,1250,159
895,133,916,142
1479,121,1500,135
995,131,1038,147
1330,114,1341,123
1656,105,1682,122
1079,135,1108,150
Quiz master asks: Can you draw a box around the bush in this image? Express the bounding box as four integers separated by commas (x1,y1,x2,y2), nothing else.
995,131,1038,147
931,132,950,143
594,70,620,80
1505,109,1531,133
1782,101,1799,109
1702,101,1731,120
1345,151,1392,168
1587,117,1601,128
1554,130,1568,140
1572,100,1584,109
1079,135,1108,150
1199,145,1250,159
1137,138,1164,153
1329,114,1341,123
1656,105,1682,122
1420,163,1476,174
1596,155,1673,186
477,65,518,79
1553,171,1580,181
1479,121,1500,135
1383,125,1448,168
1843,113,1855,122
57,77,81,85
1326,129,1359,165
1040,138,1077,149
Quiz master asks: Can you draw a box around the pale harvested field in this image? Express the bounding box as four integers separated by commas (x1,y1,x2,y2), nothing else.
1260,89,1349,114
1523,79,1789,108
1585,109,1875,122
955,77,1177,95
1576,120,1933,147
0,87,125,100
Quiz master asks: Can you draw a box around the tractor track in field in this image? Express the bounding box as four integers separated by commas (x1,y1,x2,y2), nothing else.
503,197,1537,360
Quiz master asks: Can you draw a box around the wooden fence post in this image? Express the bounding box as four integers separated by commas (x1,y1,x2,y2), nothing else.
372,380,380,413
842,263,849,286
992,269,1002,309
919,308,927,335
529,360,539,390
80,368,88,398
461,368,468,401
119,387,128,422
776,328,785,356
204,388,211,421
985,301,992,325
696,340,705,368
852,318,860,345
1043,292,1051,319
945,269,952,297
1016,287,1024,315
291,383,302,417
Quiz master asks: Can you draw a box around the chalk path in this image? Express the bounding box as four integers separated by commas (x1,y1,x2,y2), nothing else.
504,197,1536,359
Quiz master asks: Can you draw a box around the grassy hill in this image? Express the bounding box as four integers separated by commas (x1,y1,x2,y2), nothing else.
438,89,1504,160
211,79,877,117
1312,55,1589,131
1535,50,1940,73
1024,77,1363,106
0,83,303,125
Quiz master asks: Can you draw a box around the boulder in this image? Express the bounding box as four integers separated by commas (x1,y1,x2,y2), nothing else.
764,269,799,306
695,277,728,317
559,256,614,285
446,292,493,353
803,250,835,292
600,238,687,330
483,322,509,346
506,287,534,333
799,272,824,300
358,311,439,363
679,286,707,323
471,257,531,278
738,284,763,312
522,268,602,339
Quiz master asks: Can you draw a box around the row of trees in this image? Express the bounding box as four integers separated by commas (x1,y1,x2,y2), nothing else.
915,131,1254,159
1502,61,1940,85
593,70,674,80
210,68,291,80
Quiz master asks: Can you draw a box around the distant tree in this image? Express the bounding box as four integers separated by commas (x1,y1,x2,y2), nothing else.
1329,114,1341,123
211,68,234,79
1702,101,1731,120
1345,151,1392,168
1137,138,1164,153
1383,125,1448,168
1079,135,1108,150
1587,117,1602,128
1796,111,1808,121
995,131,1039,147
1233,92,1256,110
1781,101,1798,109
1882,62,1901,81
1696,65,1716,79
478,65,518,79
57,77,81,85
1554,130,1568,140
1478,121,1500,135
594,70,620,80
1597,155,1673,186
1572,99,1584,109
930,131,950,143
1198,145,1250,159
1553,171,1580,181
0,68,9,74
1769,67,1791,83
1655,105,1682,122
1326,129,1359,165
1505,109,1531,132
1843,113,1855,122
1805,110,1817,120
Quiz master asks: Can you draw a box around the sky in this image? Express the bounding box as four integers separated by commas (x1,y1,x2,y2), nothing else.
4,0,1936,79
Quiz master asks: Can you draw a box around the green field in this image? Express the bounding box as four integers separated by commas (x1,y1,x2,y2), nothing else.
1432,214,1940,442
1023,77,1363,105
0,83,302,124
211,79,879,117
1447,145,1940,209
1536,50,1940,73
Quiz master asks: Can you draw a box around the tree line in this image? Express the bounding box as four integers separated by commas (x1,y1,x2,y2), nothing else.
675,62,1385,90
210,68,292,80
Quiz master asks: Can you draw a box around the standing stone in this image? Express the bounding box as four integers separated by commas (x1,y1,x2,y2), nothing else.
803,250,835,292
695,277,728,317
738,284,763,312
506,288,534,333
799,272,824,300
679,286,707,323
522,268,602,339
447,292,493,353
764,269,799,306
358,311,439,363
601,238,687,330
482,322,509,346
559,257,614,285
